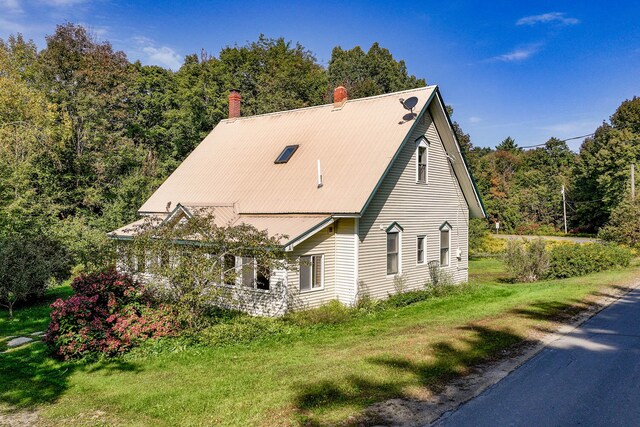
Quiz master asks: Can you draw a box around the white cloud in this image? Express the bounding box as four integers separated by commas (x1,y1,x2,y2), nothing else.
0,0,23,13
0,17,27,33
38,0,88,6
517,12,579,26
491,43,542,62
132,36,182,70
469,116,482,124
539,120,599,134
143,45,182,70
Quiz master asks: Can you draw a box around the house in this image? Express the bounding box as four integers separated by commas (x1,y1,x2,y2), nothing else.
110,85,485,315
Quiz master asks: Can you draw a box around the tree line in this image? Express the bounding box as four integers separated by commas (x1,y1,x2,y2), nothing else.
1,22,639,310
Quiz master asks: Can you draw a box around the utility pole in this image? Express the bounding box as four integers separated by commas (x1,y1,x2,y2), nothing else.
561,185,568,234
632,163,636,201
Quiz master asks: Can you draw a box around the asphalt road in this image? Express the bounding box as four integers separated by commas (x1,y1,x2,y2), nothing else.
432,287,640,427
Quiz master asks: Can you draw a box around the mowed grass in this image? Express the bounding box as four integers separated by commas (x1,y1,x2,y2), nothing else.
1,259,639,426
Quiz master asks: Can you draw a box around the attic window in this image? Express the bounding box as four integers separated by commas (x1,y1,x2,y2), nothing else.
275,145,299,164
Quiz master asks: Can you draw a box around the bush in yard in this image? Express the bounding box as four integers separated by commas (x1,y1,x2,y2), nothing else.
504,238,549,282
545,243,632,279
0,232,70,319
45,269,177,360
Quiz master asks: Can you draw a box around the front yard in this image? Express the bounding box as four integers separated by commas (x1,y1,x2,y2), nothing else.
2,258,639,426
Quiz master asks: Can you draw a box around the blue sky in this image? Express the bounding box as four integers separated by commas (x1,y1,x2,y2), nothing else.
1,0,639,149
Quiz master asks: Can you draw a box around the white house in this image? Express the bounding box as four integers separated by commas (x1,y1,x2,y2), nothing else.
110,85,485,315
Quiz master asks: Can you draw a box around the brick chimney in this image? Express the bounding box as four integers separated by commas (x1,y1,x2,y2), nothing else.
228,89,241,119
333,86,348,108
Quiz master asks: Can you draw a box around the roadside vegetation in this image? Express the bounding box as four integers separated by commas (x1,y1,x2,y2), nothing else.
2,257,639,426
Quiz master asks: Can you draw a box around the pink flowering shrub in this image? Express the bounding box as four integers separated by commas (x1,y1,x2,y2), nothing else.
44,269,177,360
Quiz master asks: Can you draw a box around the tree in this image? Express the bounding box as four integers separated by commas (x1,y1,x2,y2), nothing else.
599,197,640,247
327,42,425,99
496,136,520,152
119,210,288,329
0,233,70,318
37,23,140,220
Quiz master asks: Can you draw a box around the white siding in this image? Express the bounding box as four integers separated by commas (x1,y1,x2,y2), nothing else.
288,223,336,309
358,111,470,300
334,218,358,305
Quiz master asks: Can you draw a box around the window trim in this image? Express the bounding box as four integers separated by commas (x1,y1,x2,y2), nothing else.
386,223,403,277
416,235,426,266
439,222,451,267
299,254,325,293
415,137,429,184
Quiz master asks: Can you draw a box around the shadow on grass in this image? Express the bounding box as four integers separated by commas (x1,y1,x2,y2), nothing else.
511,300,593,324
0,341,140,412
293,326,524,426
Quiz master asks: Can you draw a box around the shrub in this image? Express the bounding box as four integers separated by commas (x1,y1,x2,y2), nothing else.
0,232,70,318
469,218,490,256
546,243,632,279
45,269,177,360
504,239,549,282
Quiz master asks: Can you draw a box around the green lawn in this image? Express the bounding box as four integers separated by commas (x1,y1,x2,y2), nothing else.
1,259,638,426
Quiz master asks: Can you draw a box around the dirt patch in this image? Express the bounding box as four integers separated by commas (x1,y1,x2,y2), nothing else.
0,409,38,427
354,280,640,427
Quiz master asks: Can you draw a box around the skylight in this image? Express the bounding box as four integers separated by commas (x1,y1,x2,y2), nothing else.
274,145,299,164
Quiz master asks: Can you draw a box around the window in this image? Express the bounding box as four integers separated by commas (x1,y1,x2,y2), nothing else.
387,232,399,275
256,265,270,290
241,257,255,288
416,137,429,183
417,236,426,264
274,145,299,164
300,255,323,291
385,222,403,275
440,226,451,267
223,254,238,285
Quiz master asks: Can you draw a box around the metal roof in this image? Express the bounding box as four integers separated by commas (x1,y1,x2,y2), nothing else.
139,86,438,215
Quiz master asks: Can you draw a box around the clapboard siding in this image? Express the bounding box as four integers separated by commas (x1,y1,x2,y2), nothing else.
288,223,336,309
358,111,469,300
334,218,358,304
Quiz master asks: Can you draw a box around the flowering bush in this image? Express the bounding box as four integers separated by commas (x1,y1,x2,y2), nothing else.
45,269,177,360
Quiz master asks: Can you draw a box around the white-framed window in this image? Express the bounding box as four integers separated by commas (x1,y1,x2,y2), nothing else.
300,254,324,291
386,222,403,275
416,136,429,184
440,223,451,267
223,256,270,290
417,235,426,265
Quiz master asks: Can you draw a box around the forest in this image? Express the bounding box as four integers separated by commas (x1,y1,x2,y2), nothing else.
1,22,639,284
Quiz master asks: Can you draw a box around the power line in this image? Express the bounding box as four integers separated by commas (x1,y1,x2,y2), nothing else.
513,121,640,150
518,133,595,149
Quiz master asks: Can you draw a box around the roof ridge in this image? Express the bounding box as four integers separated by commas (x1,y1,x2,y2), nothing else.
219,85,436,124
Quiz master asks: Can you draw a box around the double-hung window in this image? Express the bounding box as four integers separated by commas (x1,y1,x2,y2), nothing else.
440,224,451,267
387,232,399,275
300,255,323,291
386,222,403,275
417,235,426,264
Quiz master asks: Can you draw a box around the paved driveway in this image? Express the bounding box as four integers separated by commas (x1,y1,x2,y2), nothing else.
432,287,640,427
